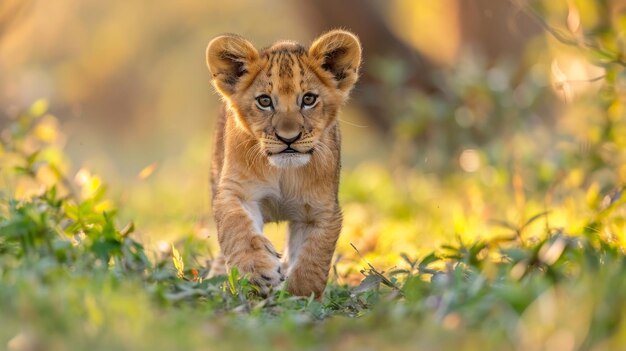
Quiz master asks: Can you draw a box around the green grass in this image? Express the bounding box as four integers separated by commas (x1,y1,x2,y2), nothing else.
1,99,626,351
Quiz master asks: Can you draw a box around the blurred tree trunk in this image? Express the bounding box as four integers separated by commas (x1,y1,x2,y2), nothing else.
457,0,541,62
0,0,34,125
0,0,33,43
293,0,541,135
293,0,442,133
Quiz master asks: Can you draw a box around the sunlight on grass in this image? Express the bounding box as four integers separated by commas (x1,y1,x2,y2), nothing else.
1,1,626,349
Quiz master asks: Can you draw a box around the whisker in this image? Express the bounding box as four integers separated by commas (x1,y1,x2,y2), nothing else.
314,142,333,169
339,117,368,128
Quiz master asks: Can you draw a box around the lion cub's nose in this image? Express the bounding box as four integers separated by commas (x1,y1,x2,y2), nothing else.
276,132,301,145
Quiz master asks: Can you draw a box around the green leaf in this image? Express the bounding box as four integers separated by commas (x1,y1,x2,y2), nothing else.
521,211,551,229
171,243,184,279
120,222,135,237
227,267,239,296
29,99,49,117
418,253,440,271
352,274,383,294
400,252,417,268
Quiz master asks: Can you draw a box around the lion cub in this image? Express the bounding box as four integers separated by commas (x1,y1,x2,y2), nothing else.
205,30,361,297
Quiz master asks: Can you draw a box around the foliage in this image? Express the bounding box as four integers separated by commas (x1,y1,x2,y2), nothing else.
1,2,626,350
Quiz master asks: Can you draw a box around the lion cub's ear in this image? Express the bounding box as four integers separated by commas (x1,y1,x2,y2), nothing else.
206,34,259,95
309,30,362,93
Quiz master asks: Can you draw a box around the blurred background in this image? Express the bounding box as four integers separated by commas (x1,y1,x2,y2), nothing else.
1,0,625,272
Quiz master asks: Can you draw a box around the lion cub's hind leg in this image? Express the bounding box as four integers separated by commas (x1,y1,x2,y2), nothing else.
283,221,309,275
208,253,228,278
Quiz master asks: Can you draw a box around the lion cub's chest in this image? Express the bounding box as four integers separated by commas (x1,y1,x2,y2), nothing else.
263,185,313,223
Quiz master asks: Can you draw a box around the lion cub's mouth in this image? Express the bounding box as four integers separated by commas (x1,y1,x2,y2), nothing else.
267,147,313,168
270,146,314,155
280,147,298,154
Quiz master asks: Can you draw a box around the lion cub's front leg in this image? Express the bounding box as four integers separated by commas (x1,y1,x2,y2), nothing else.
213,191,285,294
286,207,342,298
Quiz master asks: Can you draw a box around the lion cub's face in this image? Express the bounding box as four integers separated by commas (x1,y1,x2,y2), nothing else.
206,31,361,168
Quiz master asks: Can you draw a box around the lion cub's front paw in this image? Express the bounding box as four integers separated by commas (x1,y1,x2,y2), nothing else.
228,235,285,295
286,266,325,298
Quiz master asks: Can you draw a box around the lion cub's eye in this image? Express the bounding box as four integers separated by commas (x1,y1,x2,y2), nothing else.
256,95,273,111
301,93,318,109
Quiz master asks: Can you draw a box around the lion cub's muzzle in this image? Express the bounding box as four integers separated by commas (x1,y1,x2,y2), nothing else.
265,131,313,169
276,132,301,154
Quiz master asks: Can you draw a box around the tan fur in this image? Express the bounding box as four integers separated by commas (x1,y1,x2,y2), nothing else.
205,30,361,297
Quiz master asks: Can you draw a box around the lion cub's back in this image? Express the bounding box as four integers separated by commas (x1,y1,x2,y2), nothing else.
210,105,227,198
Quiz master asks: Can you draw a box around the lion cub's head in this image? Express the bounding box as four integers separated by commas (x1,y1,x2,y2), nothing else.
206,30,361,169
